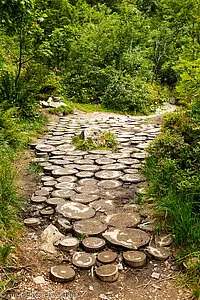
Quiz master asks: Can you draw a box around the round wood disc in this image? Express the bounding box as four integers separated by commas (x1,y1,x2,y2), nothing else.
76,165,99,172
75,185,99,194
55,217,72,233
78,178,98,186
95,170,122,180
35,189,49,197
24,217,41,227
106,153,130,159
84,154,103,160
96,264,118,282
57,176,77,183
145,246,170,260
70,193,99,204
51,189,76,199
74,159,94,165
89,200,115,212
76,171,94,178
120,174,145,183
117,158,139,165
52,168,78,177
131,153,148,160
123,168,139,174
55,182,76,190
56,202,95,220
95,158,116,165
50,265,75,283
97,251,117,264
82,237,106,251
72,252,96,269
59,237,79,251
100,163,126,171
43,180,57,187
105,212,141,228
46,197,66,206
41,176,55,182
36,144,56,152
89,150,111,155
74,219,107,236
97,180,122,189
123,251,147,268
40,207,54,216
155,234,173,247
103,228,150,250
31,195,47,203
57,144,75,152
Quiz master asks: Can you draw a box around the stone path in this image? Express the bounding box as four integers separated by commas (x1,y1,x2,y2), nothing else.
19,109,190,299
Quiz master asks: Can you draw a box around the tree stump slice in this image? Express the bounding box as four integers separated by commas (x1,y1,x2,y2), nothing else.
117,158,139,165
100,163,126,171
104,212,141,228
76,171,94,178
57,176,77,183
82,237,106,252
55,182,76,190
89,200,115,212
51,189,76,199
85,154,103,160
31,196,47,203
35,189,49,197
46,197,66,206
75,185,99,194
56,202,95,220
123,251,146,268
70,193,99,204
95,158,116,165
106,153,130,159
24,217,41,227
97,180,122,189
78,178,98,186
57,144,75,152
55,217,72,233
120,174,145,183
72,252,96,269
43,180,57,187
95,170,122,180
123,168,140,174
50,265,75,283
145,246,170,260
96,264,118,282
131,153,148,160
155,234,173,247
52,168,78,177
76,164,100,172
89,150,111,155
41,176,55,182
40,207,54,216
74,219,107,236
36,144,56,153
103,228,150,250
74,159,94,165
59,237,79,251
97,251,117,264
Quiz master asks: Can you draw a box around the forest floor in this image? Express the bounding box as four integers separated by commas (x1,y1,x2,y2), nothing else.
7,104,192,300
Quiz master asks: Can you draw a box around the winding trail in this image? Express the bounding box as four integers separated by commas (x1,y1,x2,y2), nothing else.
14,106,190,300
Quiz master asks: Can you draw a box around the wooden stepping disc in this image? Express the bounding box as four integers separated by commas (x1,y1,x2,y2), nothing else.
40,206,54,216
97,251,117,264
120,174,145,183
50,265,75,283
57,176,77,183
76,164,99,172
55,182,76,190
145,246,170,260
56,202,95,220
101,163,126,171
78,178,98,186
96,264,118,282
43,180,57,187
68,150,88,156
24,217,41,227
41,176,55,182
123,168,139,174
76,171,94,178
75,159,94,165
74,219,107,236
41,186,53,192
123,251,147,268
59,237,79,251
103,228,150,250
95,170,122,180
117,158,139,165
105,212,141,228
72,252,96,269
57,144,75,152
131,153,148,160
90,200,115,212
97,180,122,189
50,159,72,165
106,153,130,159
51,150,66,156
155,234,173,247
45,140,65,146
55,217,72,233
70,193,99,204
84,154,103,160
52,168,78,177
75,185,99,194
35,189,49,197
36,144,56,152
82,237,106,251
89,150,111,155
46,198,66,206
95,158,116,165
51,189,75,199
31,196,47,203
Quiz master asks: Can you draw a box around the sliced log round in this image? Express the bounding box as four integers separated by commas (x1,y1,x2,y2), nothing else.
96,264,118,282
51,189,76,199
76,165,99,172
55,217,72,233
89,199,115,212
95,158,116,165
106,153,130,159
70,193,99,204
74,219,107,236
82,237,106,252
95,170,122,180
36,144,56,152
84,154,103,160
56,202,95,220
57,144,75,152
31,195,47,203
97,251,117,264
52,168,78,177
145,246,170,260
131,153,148,160
78,178,98,186
89,150,111,155
59,237,79,251
55,182,76,190
72,252,96,269
100,163,126,171
24,217,41,227
46,197,66,206
43,180,57,187
117,158,139,165
75,185,99,194
57,176,77,183
50,265,75,283
41,176,55,182
123,168,139,174
97,180,122,189
123,251,146,268
40,207,54,216
104,212,141,228
74,159,94,165
76,171,94,178
102,228,150,250
120,174,145,183
155,234,173,247
35,189,49,197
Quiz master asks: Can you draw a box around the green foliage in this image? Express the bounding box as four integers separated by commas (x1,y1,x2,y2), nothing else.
49,103,74,116
29,162,43,176
0,244,13,265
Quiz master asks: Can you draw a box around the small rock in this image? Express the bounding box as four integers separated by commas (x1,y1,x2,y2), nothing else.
33,275,45,284
89,286,94,291
99,294,108,300
151,272,160,279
